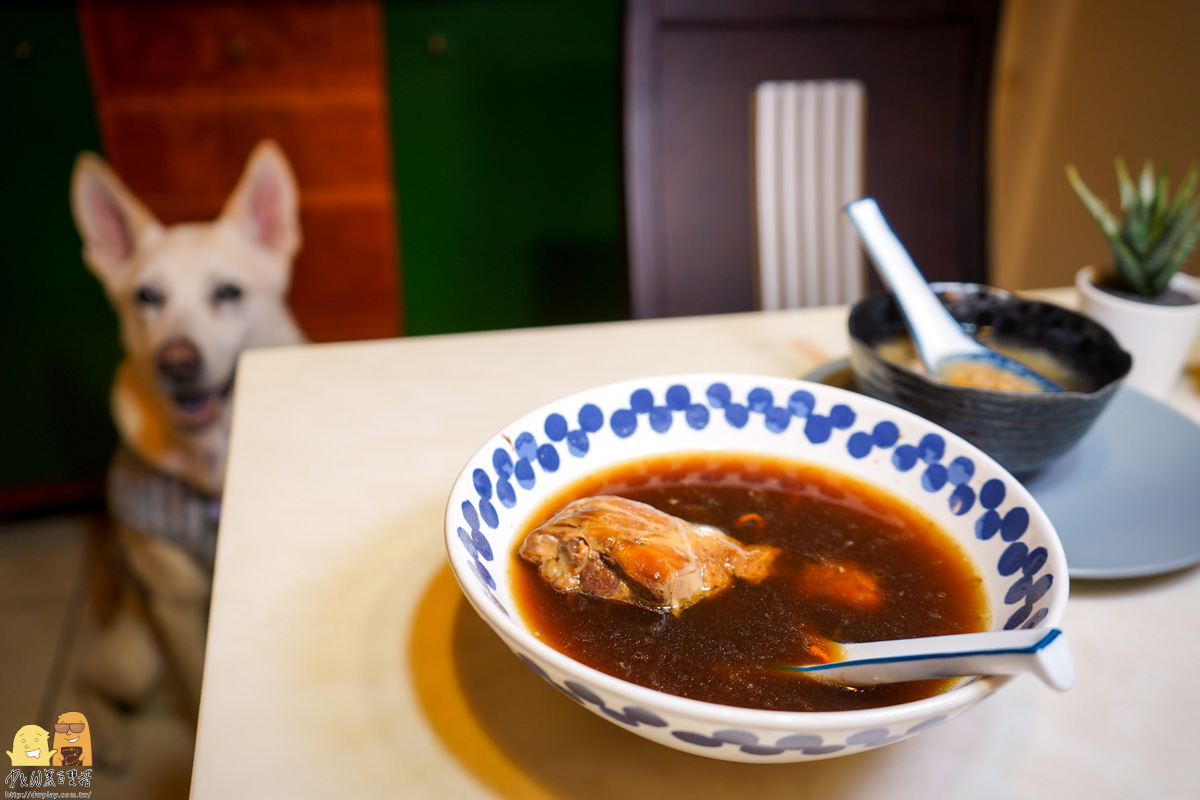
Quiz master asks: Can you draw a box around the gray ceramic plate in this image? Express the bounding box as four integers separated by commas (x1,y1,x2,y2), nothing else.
805,360,1200,579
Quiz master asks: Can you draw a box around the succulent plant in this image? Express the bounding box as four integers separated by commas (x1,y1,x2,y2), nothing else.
1067,158,1200,296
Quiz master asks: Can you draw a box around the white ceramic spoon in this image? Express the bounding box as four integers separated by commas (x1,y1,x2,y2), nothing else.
844,197,1061,393
780,627,1074,691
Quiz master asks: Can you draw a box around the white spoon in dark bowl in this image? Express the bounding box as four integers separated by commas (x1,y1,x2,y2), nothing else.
777,627,1074,691
844,198,1061,393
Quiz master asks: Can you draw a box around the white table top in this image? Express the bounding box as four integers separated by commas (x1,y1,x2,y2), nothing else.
191,293,1200,798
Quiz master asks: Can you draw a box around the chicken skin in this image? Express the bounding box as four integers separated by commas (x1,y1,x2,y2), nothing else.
519,495,779,612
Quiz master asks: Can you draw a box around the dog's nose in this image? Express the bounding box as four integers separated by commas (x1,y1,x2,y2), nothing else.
157,338,202,382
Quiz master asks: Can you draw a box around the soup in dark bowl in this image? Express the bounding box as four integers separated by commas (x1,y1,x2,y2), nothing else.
848,283,1131,476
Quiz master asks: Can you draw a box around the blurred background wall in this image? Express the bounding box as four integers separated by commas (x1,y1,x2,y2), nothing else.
2,0,1198,514
991,0,1200,289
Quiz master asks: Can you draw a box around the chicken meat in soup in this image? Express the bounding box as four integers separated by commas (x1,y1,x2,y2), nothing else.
519,495,779,613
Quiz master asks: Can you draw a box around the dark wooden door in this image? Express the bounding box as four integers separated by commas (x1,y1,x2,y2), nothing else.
625,0,1001,318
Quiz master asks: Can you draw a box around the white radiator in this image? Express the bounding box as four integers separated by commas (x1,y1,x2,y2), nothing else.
753,80,866,310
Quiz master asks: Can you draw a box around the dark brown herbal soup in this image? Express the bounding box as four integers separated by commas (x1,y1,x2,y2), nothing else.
513,453,989,712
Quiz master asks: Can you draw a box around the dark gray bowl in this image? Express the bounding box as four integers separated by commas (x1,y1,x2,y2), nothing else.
847,283,1132,477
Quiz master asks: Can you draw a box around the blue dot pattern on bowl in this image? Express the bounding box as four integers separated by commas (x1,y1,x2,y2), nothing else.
454,380,1056,757
519,650,949,757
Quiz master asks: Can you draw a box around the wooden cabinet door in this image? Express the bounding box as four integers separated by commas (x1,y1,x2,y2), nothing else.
625,0,1001,319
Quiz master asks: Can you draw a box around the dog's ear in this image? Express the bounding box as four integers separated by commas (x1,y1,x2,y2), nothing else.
71,152,162,288
220,140,302,262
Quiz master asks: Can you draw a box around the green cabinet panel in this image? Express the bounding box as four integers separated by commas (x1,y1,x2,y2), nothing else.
0,4,116,492
382,0,627,335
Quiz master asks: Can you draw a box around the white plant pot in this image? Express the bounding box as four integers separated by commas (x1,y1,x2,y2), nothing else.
1075,266,1200,398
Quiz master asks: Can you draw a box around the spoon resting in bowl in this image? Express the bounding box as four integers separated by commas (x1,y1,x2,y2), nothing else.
778,627,1074,691
844,198,1062,393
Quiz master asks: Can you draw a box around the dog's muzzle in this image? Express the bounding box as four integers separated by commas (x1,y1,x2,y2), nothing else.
158,338,202,383
156,337,232,430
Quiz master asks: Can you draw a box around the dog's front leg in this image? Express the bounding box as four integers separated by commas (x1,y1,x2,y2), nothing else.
116,525,213,720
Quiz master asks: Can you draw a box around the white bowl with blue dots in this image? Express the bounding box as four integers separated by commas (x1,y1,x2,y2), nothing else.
445,373,1068,763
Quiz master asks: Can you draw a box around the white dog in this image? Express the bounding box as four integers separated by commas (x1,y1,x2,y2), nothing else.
69,140,306,764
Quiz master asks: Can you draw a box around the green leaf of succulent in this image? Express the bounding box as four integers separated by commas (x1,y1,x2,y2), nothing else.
1175,216,1200,267
1126,201,1150,253
1154,217,1200,294
1067,164,1124,241
1139,159,1157,207
1126,162,1156,251
1116,158,1136,211
1069,159,1200,296
1163,164,1199,222
1151,171,1170,238
1112,239,1149,294
1142,202,1195,282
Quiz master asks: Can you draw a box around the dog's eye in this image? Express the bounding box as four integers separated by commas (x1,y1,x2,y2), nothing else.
135,285,164,307
213,283,243,303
